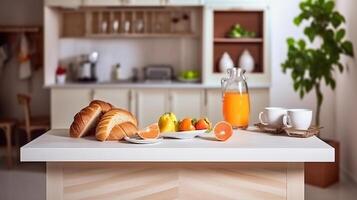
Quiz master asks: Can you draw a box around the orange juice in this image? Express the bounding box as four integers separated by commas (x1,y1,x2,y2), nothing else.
222,91,250,129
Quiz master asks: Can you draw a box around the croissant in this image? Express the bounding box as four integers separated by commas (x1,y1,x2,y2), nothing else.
96,108,138,141
69,104,102,138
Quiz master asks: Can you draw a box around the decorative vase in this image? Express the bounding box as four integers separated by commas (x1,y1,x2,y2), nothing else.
239,49,255,72
219,52,234,73
56,74,66,84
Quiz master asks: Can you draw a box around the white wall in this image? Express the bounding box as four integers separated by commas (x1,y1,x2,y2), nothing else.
336,0,357,183
0,0,50,119
269,0,335,139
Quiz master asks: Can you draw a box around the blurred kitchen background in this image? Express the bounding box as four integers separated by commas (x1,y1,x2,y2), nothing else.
0,0,356,200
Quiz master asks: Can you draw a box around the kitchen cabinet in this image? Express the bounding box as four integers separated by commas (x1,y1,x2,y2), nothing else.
92,89,131,111
51,88,92,129
50,87,269,129
134,89,169,128
45,0,82,7
170,89,204,119
206,89,269,124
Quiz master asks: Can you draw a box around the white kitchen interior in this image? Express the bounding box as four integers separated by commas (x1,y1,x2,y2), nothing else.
0,0,356,200
44,0,270,129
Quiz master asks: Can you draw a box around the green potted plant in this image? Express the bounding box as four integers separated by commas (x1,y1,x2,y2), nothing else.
281,0,354,187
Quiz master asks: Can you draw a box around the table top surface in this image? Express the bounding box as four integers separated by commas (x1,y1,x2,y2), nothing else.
20,128,334,162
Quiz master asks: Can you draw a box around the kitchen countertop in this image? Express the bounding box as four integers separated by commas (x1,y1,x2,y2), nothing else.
46,81,270,89
21,128,334,162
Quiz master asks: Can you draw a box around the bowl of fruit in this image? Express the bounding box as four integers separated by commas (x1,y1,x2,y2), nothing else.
158,112,211,139
158,112,234,141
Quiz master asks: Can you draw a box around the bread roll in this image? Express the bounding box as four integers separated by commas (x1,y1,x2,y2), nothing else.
70,104,102,138
90,100,113,113
107,122,138,141
96,108,138,141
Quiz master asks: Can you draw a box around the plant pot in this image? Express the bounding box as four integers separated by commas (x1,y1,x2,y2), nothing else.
305,139,339,188
56,74,66,84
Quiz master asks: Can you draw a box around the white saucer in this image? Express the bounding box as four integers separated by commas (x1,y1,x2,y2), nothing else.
124,136,163,144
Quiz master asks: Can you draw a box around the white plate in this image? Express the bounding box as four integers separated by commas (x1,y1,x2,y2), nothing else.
124,136,163,144
160,129,208,139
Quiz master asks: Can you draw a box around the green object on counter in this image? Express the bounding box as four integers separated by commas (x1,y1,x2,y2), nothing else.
228,24,256,38
179,70,199,80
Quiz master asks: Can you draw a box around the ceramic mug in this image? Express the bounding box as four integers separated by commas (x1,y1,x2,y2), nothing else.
259,107,287,127
283,109,312,130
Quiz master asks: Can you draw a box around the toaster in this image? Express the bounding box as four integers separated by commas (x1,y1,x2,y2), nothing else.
143,65,173,81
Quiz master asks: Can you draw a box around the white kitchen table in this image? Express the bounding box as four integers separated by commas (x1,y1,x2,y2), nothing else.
21,129,334,200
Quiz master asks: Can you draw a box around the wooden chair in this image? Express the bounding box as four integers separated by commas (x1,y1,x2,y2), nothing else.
17,94,50,142
0,118,17,168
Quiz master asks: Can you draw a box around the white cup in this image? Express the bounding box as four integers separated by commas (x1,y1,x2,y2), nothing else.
283,109,312,130
259,107,287,127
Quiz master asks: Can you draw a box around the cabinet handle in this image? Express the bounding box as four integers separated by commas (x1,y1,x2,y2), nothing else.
204,89,208,106
128,90,132,112
135,91,139,120
203,89,208,116
168,92,173,111
90,90,95,101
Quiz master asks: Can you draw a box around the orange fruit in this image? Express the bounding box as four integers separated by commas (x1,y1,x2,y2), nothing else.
213,121,233,141
195,118,212,130
178,118,196,131
137,123,160,139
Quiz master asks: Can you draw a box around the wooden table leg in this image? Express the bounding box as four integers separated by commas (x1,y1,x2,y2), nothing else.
4,125,12,168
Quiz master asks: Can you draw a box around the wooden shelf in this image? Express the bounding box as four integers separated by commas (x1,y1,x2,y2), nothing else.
214,37,263,43
213,10,264,73
0,26,41,33
81,33,198,39
60,7,197,38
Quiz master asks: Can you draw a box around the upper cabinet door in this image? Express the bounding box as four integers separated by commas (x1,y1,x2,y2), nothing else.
165,0,203,5
93,89,131,111
82,0,122,6
134,89,169,129
45,0,82,7
170,89,204,119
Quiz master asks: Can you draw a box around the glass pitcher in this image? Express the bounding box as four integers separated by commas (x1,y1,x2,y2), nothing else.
221,68,250,129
